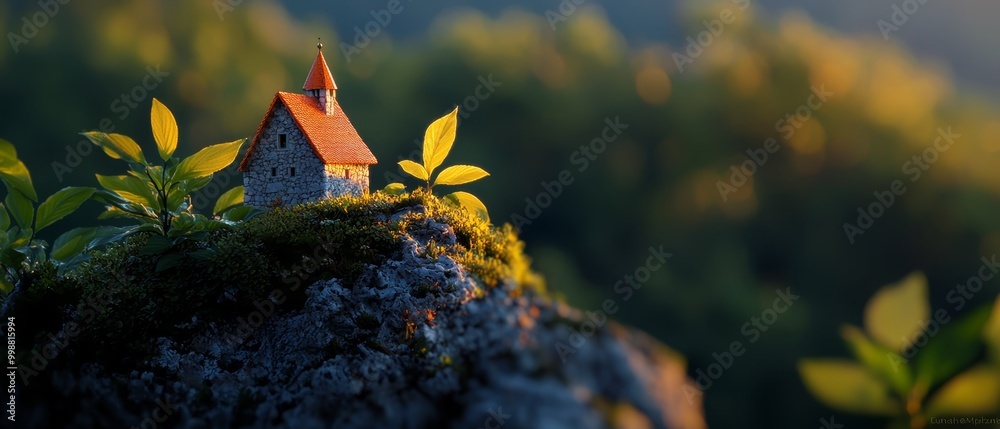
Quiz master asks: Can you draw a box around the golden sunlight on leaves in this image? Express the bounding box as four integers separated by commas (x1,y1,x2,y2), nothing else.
635,66,671,105
787,120,826,155
727,51,766,96
980,121,1000,153
566,8,625,66
808,39,862,96
865,55,951,137
248,2,305,54
864,272,929,352
137,31,171,65
194,26,230,73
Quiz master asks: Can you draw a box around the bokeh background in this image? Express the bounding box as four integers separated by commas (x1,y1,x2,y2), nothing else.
2,1,999,428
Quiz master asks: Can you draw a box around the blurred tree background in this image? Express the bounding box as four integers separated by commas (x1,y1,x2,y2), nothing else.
2,1,999,428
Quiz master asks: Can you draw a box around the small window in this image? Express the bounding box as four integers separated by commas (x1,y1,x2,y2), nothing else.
271,167,276,177
345,170,351,180
278,134,287,149
290,167,296,177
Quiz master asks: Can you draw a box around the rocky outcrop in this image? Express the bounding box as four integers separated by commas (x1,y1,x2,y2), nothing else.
16,201,705,429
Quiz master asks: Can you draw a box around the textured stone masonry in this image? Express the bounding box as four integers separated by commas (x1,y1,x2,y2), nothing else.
243,105,369,207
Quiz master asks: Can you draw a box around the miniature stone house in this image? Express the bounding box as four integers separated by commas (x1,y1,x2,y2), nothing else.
239,43,377,207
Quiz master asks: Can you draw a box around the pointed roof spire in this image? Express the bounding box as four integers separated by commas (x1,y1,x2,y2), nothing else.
303,39,338,91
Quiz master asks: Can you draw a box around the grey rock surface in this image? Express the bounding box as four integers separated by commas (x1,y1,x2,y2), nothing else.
30,217,705,429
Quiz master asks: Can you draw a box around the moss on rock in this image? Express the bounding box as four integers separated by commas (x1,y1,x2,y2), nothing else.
15,192,543,369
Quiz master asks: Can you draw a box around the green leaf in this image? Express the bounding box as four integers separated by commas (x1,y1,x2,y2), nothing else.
398,160,429,182
88,225,158,250
151,98,178,161
7,227,29,248
180,175,213,195
913,304,993,394
221,205,259,223
139,235,174,256
51,227,99,262
798,359,901,415
0,159,37,201
155,253,183,272
4,188,33,230
81,132,146,164
96,175,160,211
444,191,489,222
173,139,244,182
128,166,165,189
97,205,155,222
840,325,913,395
213,186,244,216
0,203,9,231
422,107,459,176
0,246,27,269
433,165,489,186
865,272,930,351
166,177,211,213
925,365,1000,416
0,139,17,168
189,248,215,261
34,187,95,232
383,182,406,195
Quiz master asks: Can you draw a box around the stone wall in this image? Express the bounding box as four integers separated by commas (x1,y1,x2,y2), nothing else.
244,104,372,207
324,164,369,197
244,106,328,207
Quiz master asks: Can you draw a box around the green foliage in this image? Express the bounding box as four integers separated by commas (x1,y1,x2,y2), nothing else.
82,99,260,270
0,139,95,291
383,108,491,222
13,192,542,368
799,273,1000,427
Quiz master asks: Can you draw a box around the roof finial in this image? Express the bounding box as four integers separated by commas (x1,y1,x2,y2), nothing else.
317,37,323,50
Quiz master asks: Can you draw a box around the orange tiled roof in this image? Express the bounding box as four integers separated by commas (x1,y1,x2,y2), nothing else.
239,91,377,171
303,49,338,90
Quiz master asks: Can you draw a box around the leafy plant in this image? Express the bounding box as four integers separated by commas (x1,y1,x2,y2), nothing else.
383,107,491,221
799,272,1000,429
0,139,96,292
82,98,258,270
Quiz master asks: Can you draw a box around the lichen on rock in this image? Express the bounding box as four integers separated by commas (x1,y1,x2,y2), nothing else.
12,193,705,429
